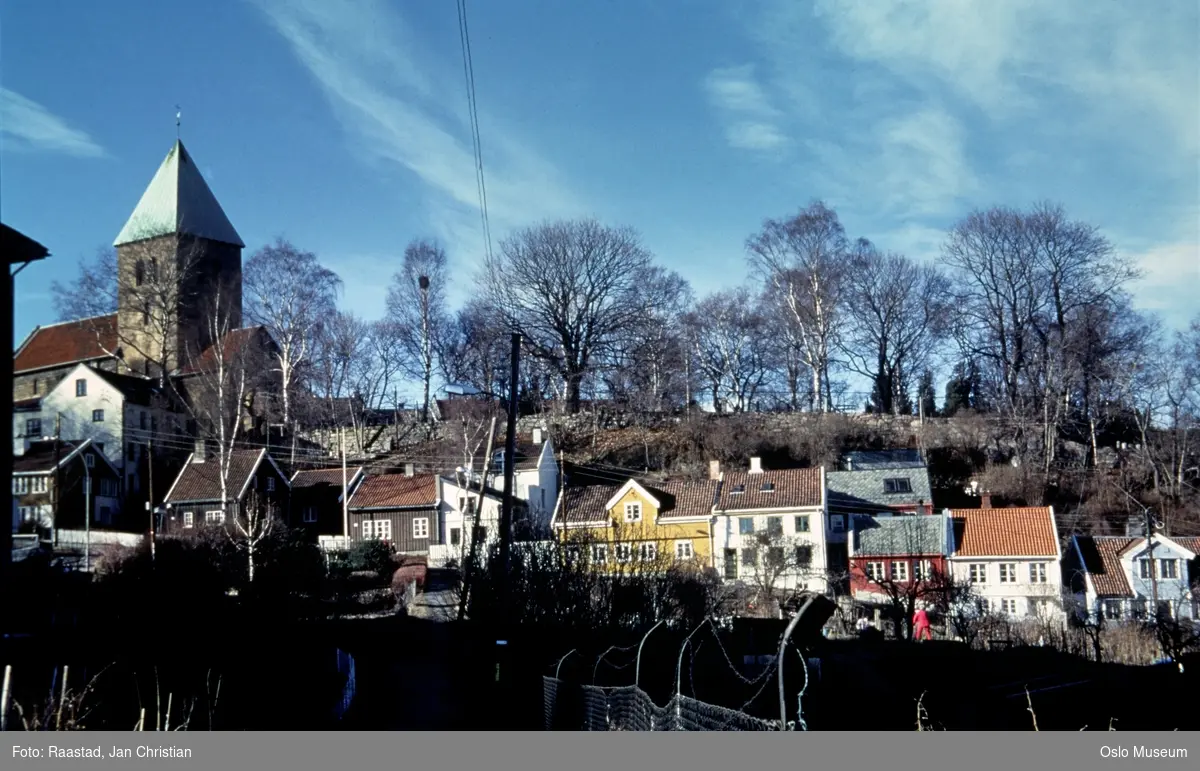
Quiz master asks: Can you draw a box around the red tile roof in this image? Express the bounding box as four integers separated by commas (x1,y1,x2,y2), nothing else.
165,449,265,503
950,506,1059,558
717,468,823,511
14,314,117,373
349,474,438,509
291,467,364,489
557,484,621,525
1075,536,1136,597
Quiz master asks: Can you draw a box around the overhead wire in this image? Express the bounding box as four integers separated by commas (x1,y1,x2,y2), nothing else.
455,0,493,262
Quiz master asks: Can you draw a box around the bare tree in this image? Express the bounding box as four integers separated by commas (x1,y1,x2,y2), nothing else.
50,247,118,320
747,201,850,412
840,246,952,415
439,299,510,398
683,287,771,413
483,218,666,414
851,515,955,640
387,239,451,425
243,238,342,425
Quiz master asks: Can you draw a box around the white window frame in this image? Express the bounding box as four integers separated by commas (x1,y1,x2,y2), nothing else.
795,515,810,533
638,542,658,563
1159,559,1178,579
85,454,95,468
591,543,608,564
891,561,909,582
830,515,845,533
624,502,642,523
205,510,224,525
413,517,430,539
266,477,275,492
865,561,884,582
75,379,87,397
303,506,318,523
183,512,194,529
675,540,694,560
912,559,933,582
615,543,632,563
364,519,393,541
969,563,987,584
1029,562,1047,584
1000,598,1019,615
1102,599,1122,620
1138,559,1152,579
999,563,1018,584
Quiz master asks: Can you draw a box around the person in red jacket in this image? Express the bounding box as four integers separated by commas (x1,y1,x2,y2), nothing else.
912,608,932,641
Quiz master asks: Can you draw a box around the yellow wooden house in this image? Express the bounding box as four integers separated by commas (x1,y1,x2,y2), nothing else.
550,477,718,573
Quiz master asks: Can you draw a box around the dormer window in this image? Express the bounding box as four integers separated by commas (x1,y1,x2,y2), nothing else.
884,478,912,494
760,481,775,493
624,502,642,523
730,484,746,495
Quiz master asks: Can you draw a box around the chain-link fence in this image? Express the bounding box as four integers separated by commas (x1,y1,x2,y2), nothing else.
543,677,780,731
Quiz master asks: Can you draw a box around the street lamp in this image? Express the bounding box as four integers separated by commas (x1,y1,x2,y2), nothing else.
83,456,91,573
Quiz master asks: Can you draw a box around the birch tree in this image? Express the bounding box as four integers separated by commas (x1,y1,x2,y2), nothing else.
747,201,849,412
387,239,451,425
683,287,771,413
243,238,341,425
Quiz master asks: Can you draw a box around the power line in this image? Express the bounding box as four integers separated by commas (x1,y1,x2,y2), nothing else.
455,0,493,262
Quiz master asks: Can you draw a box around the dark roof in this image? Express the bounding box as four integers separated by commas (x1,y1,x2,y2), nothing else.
852,513,947,557
13,441,80,473
950,506,1059,558
717,468,822,511
841,449,925,470
827,468,933,512
349,474,438,509
14,314,118,374
1,222,50,263
495,441,545,471
14,397,41,411
164,449,267,503
291,466,365,490
555,478,719,525
92,368,163,406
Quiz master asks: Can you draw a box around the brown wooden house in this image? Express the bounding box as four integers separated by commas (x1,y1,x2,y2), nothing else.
12,438,123,536
161,444,291,533
290,465,365,540
346,471,440,554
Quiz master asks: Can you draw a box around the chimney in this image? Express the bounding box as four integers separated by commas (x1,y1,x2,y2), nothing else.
843,455,853,471
405,463,415,478
193,439,208,463
532,427,544,446
708,460,721,481
980,492,992,510
749,457,763,474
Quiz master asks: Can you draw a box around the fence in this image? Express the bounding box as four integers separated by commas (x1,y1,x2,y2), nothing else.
542,678,780,731
54,529,144,548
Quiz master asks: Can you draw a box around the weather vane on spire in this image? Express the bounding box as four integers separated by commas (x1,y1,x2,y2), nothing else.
175,105,181,139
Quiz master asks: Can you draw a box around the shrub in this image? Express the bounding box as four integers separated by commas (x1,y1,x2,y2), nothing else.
341,540,395,578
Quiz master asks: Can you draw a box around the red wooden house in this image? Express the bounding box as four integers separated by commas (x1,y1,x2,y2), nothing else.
848,511,953,604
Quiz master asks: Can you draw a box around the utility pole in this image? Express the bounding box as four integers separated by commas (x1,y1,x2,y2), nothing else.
419,275,431,430
457,417,497,622
499,332,520,590
83,450,91,573
147,438,156,563
1144,508,1160,617
53,413,62,547
341,427,349,546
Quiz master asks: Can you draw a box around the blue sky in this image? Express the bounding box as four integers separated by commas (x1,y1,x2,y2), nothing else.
4,0,1198,359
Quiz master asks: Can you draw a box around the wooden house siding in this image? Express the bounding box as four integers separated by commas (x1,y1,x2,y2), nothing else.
349,507,439,554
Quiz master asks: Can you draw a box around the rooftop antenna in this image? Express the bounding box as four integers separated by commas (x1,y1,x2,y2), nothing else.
175,105,181,140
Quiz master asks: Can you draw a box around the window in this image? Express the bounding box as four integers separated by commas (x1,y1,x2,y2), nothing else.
25,418,41,436
142,301,150,326
969,563,987,584
1159,559,1178,579
623,502,642,523
266,477,275,492
205,510,225,525
741,547,757,567
135,260,145,286
473,526,487,544
75,379,87,397
766,546,785,568
84,454,95,468
615,543,632,563
865,561,885,582
830,515,845,533
148,258,158,283
564,544,581,563
1139,559,1152,579
127,444,137,462
884,478,912,494
413,517,429,539
760,481,775,493
1000,599,1019,615
723,549,738,579
1132,599,1147,619
591,543,608,564
767,517,783,537
912,559,933,581
32,379,39,395
92,409,104,422
796,545,813,567
738,517,755,535
363,519,392,540
999,563,1018,584
183,512,194,529
450,527,461,546
795,515,810,533
730,484,745,495
140,412,147,430
1029,563,1047,583
1156,601,1172,619
891,561,909,582
638,542,657,562
303,506,317,523
675,540,694,560
1103,599,1122,619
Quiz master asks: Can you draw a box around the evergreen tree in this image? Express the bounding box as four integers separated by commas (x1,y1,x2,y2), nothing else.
917,369,937,417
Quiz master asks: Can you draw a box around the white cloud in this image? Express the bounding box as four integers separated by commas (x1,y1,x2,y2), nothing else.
252,0,585,270
1125,238,1200,331
704,65,786,152
875,107,977,218
0,88,106,158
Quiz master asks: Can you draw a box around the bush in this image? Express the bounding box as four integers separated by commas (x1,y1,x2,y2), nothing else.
392,564,427,597
341,540,395,578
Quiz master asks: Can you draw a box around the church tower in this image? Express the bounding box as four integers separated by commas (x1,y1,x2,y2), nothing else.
113,140,244,376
